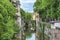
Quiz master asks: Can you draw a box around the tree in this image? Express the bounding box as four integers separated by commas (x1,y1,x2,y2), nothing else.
34,0,60,20
0,0,20,40
20,8,32,22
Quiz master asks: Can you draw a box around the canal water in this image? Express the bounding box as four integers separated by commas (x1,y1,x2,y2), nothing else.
26,33,35,40
25,23,60,40
17,23,60,40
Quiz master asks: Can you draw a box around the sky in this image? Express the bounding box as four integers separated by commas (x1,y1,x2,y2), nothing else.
20,0,36,13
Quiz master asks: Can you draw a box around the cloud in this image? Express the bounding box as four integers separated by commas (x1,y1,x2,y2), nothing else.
20,0,36,3
21,3,34,8
21,7,34,13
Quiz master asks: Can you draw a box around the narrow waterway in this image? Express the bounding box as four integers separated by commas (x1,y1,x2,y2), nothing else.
20,0,36,40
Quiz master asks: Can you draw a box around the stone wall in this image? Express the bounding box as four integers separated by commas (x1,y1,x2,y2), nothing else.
50,28,60,40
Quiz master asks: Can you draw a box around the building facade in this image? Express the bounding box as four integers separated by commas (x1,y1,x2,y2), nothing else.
12,0,21,27
11,0,23,40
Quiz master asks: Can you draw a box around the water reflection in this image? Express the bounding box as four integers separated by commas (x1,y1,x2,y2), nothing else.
26,33,35,40
20,22,60,40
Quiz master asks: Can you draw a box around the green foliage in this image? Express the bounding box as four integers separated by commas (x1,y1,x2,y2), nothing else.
34,0,60,19
0,0,17,19
0,0,20,40
26,31,32,39
24,13,32,22
20,8,32,22
20,8,25,16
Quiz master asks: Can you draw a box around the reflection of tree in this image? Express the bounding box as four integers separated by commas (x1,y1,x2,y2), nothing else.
31,20,36,32
38,22,51,40
26,31,32,39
